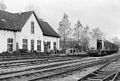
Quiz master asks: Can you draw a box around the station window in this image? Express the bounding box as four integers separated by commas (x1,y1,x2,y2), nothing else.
44,41,48,52
7,38,13,52
53,42,56,50
31,21,34,34
47,42,51,49
22,39,28,49
37,40,41,51
31,40,34,51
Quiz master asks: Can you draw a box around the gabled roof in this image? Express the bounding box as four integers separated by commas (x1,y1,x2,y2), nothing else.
14,11,33,30
38,20,60,38
0,10,18,31
0,10,60,38
0,10,33,31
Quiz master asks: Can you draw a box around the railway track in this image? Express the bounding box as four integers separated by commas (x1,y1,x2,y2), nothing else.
0,57,96,75
0,56,83,69
0,58,97,80
28,60,110,81
101,70,120,81
78,58,120,81
0,54,118,81
0,52,117,69
79,70,120,81
0,53,119,81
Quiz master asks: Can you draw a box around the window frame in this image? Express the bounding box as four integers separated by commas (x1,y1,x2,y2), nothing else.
22,39,28,50
53,42,57,50
31,40,34,51
47,41,51,49
37,40,41,51
7,38,13,52
31,21,34,34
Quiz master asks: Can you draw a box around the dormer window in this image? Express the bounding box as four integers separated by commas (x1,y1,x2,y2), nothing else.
31,21,34,34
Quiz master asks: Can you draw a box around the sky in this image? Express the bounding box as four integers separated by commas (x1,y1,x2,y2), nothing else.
3,0,120,40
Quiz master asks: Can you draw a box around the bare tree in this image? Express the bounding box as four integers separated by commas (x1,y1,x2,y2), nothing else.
90,27,104,39
58,13,71,50
81,25,90,50
25,4,39,12
73,20,83,45
112,37,120,47
0,0,6,11
25,4,44,21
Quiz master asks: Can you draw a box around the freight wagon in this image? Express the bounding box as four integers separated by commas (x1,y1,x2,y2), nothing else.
88,38,119,56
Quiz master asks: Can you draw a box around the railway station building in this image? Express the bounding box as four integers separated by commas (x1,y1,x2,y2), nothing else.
0,10,60,53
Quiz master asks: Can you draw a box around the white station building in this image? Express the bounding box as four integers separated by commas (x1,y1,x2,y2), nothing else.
0,10,60,53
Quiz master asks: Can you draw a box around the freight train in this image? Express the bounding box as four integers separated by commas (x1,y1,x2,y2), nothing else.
88,38,119,56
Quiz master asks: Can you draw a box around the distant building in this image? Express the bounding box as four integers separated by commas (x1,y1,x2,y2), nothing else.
0,10,60,53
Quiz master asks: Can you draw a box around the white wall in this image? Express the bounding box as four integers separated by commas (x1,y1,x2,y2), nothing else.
43,36,59,50
0,30,15,53
17,14,44,52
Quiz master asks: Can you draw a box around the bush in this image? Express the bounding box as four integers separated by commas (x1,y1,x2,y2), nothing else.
37,52,45,56
13,51,19,54
32,50,38,54
50,50,55,54
18,49,28,53
2,51,10,54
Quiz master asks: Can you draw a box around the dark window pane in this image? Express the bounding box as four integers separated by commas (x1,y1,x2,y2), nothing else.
31,40,34,51
37,40,41,51
7,38,13,52
22,39,28,49
53,42,56,50
31,21,34,34
7,38,13,43
47,42,51,49
23,39,27,43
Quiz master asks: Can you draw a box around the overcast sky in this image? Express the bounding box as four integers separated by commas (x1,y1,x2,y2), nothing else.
3,0,120,39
